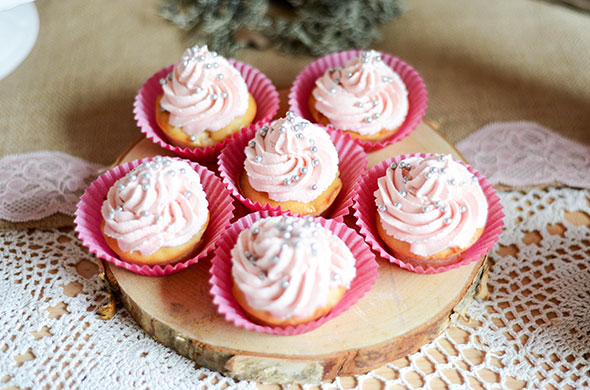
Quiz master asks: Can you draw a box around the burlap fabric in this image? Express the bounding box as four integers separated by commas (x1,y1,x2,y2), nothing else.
1,0,589,229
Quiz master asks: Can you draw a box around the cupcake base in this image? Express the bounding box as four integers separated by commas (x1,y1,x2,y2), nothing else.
238,172,343,217
155,94,257,149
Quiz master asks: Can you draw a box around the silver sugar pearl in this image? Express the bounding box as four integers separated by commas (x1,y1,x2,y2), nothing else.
400,190,407,197
449,178,457,185
198,55,205,61
210,94,218,100
179,168,186,174
300,166,308,174
258,272,265,280
312,159,319,166
378,204,387,212
329,88,336,94
394,202,402,209
390,162,397,169
252,227,260,235
108,211,115,219
283,232,291,239
167,170,175,176
423,205,433,212
184,191,192,198
373,113,380,119
118,184,125,191
189,136,196,142
296,133,304,139
272,256,279,263
248,140,256,147
284,178,291,186
460,205,467,213
194,87,202,93
311,146,318,153
281,280,289,288
355,102,363,108
346,72,353,78
279,126,286,133
141,210,149,217
221,92,228,98
373,100,379,106
129,174,137,181
159,78,166,85
254,155,262,163
443,217,451,225
441,206,449,213
217,74,224,80
292,175,299,181
142,184,149,191
311,184,318,190
115,205,123,212
205,63,212,69
440,167,448,174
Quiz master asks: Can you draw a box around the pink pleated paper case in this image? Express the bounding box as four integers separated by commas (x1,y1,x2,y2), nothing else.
134,60,280,161
218,125,368,222
288,49,428,152
353,152,504,274
209,211,379,335
74,157,234,276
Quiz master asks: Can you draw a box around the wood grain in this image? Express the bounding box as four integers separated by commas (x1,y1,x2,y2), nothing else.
100,121,488,384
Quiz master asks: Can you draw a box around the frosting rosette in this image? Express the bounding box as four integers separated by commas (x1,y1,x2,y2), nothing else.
159,45,249,136
312,50,409,136
374,154,488,258
243,111,339,203
231,215,356,320
101,157,209,256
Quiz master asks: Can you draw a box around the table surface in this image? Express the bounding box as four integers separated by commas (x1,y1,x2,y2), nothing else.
1,0,589,389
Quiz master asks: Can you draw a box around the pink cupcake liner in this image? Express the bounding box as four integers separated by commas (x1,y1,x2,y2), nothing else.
352,153,504,274
288,50,428,152
74,157,235,276
217,125,368,222
134,60,280,162
209,211,379,335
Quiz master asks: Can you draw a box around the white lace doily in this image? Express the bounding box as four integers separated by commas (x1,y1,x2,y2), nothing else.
1,186,589,389
0,151,104,222
456,121,590,188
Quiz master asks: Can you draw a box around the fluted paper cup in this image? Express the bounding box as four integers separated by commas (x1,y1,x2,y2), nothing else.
352,153,504,273
74,157,234,276
218,125,367,222
288,50,427,152
134,60,280,161
209,211,379,335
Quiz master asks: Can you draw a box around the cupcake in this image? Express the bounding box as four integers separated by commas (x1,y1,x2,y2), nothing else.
231,215,357,327
240,111,342,216
308,50,409,142
374,154,488,268
155,45,257,149
100,157,209,266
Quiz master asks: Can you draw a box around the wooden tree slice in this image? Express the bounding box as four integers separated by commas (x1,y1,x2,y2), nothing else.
101,121,488,384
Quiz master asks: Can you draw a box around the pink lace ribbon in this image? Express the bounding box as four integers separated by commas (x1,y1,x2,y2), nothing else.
456,121,590,188
0,151,105,222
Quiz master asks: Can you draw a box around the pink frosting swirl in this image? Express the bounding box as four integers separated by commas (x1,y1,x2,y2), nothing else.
244,112,339,203
159,45,249,135
231,216,356,320
312,50,409,135
101,157,209,256
374,154,488,257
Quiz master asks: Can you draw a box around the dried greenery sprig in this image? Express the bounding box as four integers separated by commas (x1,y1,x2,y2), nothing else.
159,0,403,56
